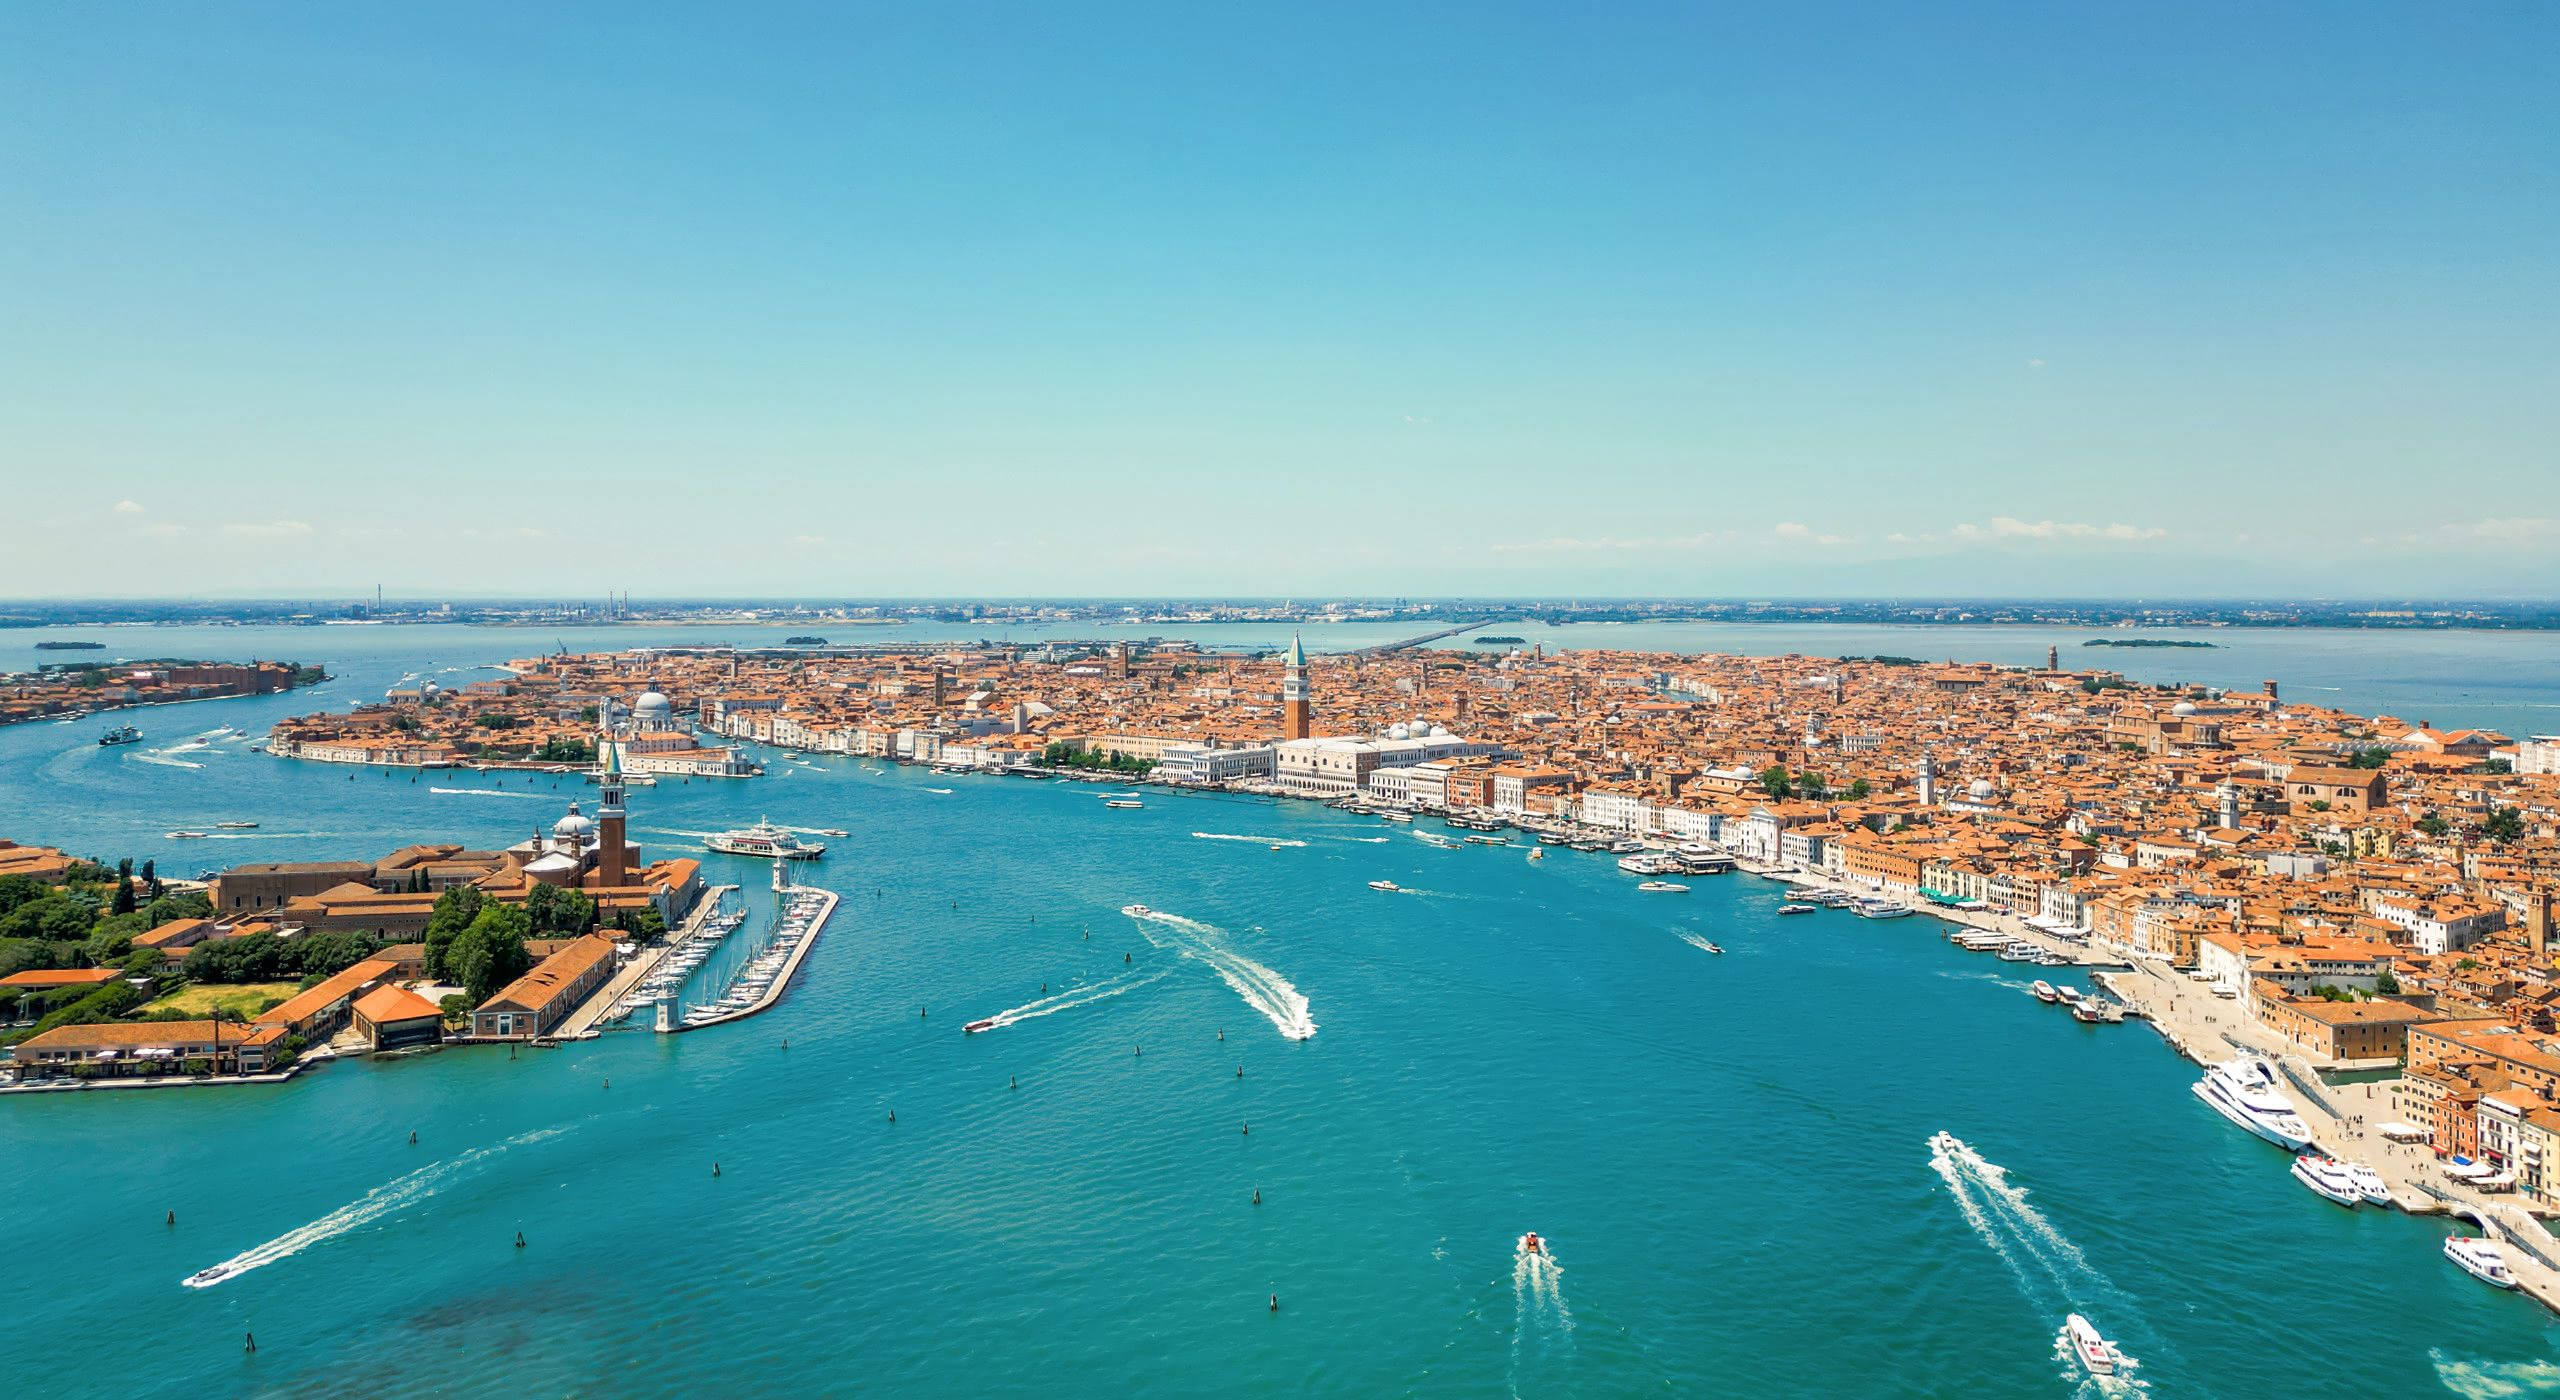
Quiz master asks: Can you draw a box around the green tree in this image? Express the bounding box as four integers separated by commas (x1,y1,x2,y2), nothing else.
2375,969,2402,995
1846,778,1871,800
2481,758,2513,775
450,905,533,1003
1759,765,1793,799
110,859,136,916
2486,807,2526,843
139,859,160,900
522,884,598,936
2416,812,2450,838
421,886,486,982
2346,747,2391,770
604,905,666,941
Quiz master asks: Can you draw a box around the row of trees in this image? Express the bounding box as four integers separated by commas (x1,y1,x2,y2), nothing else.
181,930,387,985
1038,741,1157,774
1757,766,1871,802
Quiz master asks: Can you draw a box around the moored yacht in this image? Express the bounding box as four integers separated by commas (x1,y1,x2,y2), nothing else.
1854,899,1914,919
2191,1054,2314,1151
706,819,825,860
2031,980,2059,1003
1776,902,1816,916
2346,1160,2393,1206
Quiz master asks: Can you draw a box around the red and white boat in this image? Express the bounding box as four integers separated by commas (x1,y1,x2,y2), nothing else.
2064,1313,2122,1377
1520,1231,1544,1256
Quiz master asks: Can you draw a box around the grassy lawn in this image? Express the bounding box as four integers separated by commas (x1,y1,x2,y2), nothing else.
141,982,300,1019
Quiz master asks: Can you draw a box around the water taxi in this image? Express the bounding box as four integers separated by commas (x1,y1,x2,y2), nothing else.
1526,848,1545,862
2446,1235,2518,1289
1379,812,1413,823
1853,899,1915,919
1520,1231,1544,1255
963,1017,998,1034
1636,880,1690,893
1775,902,1817,916
214,821,259,829
1122,904,1152,917
1104,799,1144,809
2063,1314,2123,1377
1368,880,1402,892
1462,834,1512,847
2031,980,2059,1003
165,830,209,840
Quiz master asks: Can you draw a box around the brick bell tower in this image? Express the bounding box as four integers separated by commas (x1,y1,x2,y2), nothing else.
1281,632,1311,741
596,739,632,889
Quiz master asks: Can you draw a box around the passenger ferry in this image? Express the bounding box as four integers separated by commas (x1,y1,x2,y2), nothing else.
1853,899,1915,919
2191,1054,2313,1151
214,821,259,829
1636,880,1690,894
1104,799,1144,809
2446,1235,2518,1289
1462,834,1511,847
2290,1155,2364,1207
98,724,142,746
705,820,826,860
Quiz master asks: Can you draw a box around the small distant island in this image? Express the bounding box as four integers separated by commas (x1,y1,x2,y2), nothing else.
784,635,829,646
1470,635,1526,646
2084,638,2219,649
33,641,106,650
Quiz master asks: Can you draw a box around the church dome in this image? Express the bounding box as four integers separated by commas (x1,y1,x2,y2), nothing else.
1968,778,1996,799
2172,701,2198,717
1387,723,1411,740
635,690,673,715
553,803,595,839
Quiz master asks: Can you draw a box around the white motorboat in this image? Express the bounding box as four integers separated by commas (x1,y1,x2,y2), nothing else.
1855,899,1914,919
1368,880,1401,892
1104,799,1143,809
2031,980,2059,1003
165,830,209,840
214,821,259,829
1776,902,1817,915
2446,1235,2518,1289
2345,1160,2393,1206
2191,1054,2314,1151
2291,1155,2363,1207
1122,904,1152,917
2054,985,2086,1008
2063,1313,2124,1378
1636,880,1690,893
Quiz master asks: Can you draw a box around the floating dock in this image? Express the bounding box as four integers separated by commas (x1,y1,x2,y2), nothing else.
666,881,838,1033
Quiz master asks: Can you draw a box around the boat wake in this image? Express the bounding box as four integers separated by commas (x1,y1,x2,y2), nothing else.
428,787,550,800
2429,1349,2560,1400
1122,907,1316,1040
1677,933,1722,955
181,1127,570,1289
1509,1235,1575,1392
1928,1133,2152,1392
925,787,954,794
1192,832,1309,848
129,752,204,770
966,970,1169,1033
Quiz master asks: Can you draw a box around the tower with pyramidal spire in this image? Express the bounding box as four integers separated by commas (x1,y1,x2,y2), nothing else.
595,740,632,888
1281,633,1311,740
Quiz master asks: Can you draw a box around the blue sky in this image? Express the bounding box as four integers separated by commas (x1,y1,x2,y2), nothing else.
3,2,2553,598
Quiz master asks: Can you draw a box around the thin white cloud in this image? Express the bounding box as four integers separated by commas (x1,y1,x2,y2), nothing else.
220,521,317,539
1493,529,1735,554
2399,518,2559,547
792,534,827,546
1772,522,1850,547
140,523,188,539
112,500,146,515
1947,516,2166,544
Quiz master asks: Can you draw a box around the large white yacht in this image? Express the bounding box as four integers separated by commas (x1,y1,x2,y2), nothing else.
2191,1054,2313,1151
705,819,825,860
2063,1313,2125,1378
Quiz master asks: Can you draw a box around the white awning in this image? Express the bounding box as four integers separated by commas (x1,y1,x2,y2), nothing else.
2378,1122,2428,1141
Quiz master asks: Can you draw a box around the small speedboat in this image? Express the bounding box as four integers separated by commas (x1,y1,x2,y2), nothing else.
165,831,209,840
1520,1231,1544,1256
815,827,850,837
2447,1235,2518,1289
1636,880,1690,893
1104,800,1143,809
2291,1155,2363,1208
1700,941,1725,954
2031,980,2059,1003
963,1018,998,1034
1368,880,1401,892
1123,904,1152,917
184,1264,233,1288
2064,1313,2121,1377
1776,903,1817,915
214,821,259,829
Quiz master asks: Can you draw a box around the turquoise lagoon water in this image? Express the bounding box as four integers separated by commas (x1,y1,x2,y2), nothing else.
2,627,2558,1397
